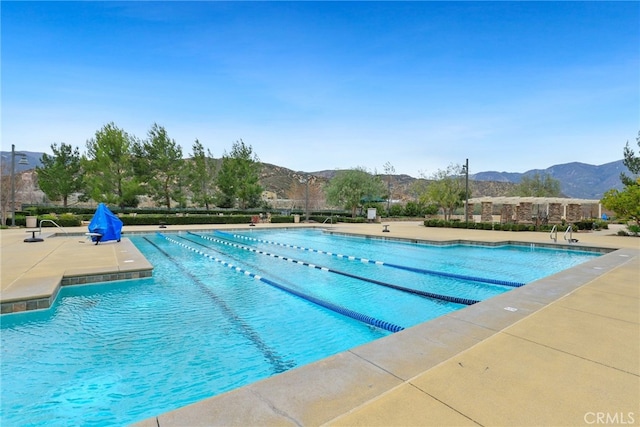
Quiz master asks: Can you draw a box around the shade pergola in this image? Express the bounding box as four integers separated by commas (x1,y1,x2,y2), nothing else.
467,197,603,223
468,196,601,205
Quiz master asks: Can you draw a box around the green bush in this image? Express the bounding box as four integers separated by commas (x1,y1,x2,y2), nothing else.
571,220,608,231
424,219,443,227
627,224,640,236
270,215,295,224
331,216,366,224
402,202,419,217
389,204,404,217
38,213,82,227
118,214,255,226
4,215,25,227
422,221,538,232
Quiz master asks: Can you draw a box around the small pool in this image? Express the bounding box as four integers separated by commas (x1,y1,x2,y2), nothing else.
0,229,600,426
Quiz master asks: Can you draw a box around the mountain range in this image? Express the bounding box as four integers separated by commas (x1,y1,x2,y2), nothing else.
307,160,626,199
1,151,628,200
470,160,628,199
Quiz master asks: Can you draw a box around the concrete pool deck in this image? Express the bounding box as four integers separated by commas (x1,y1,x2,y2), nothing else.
1,221,638,426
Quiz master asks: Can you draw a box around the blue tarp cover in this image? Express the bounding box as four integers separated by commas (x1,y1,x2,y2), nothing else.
88,203,123,243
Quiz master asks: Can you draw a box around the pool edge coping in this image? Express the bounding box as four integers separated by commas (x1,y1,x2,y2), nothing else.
0,238,153,314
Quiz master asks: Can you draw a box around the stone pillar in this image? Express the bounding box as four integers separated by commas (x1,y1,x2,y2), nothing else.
501,204,513,224
466,203,474,222
548,203,562,224
481,202,493,223
566,203,582,223
517,202,533,224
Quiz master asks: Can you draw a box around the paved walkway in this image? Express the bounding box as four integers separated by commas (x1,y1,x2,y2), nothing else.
1,222,638,426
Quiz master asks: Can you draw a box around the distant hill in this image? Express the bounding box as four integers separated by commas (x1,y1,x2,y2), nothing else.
472,160,628,199
2,151,627,200
305,168,518,200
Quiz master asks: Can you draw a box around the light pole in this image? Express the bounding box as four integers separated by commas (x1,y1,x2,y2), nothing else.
387,177,391,216
304,176,310,222
463,158,469,228
298,176,310,222
10,144,29,227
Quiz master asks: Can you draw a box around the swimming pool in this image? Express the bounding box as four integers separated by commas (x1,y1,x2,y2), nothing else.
0,229,601,426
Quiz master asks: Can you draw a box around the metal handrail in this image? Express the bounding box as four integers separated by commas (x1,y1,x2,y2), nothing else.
563,225,575,243
38,219,68,235
550,224,557,243
322,216,333,225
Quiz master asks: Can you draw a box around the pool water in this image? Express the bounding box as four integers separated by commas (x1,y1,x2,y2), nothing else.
0,229,600,426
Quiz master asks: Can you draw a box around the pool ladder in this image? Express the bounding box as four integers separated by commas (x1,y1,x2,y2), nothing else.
563,225,578,244
38,219,68,235
322,216,334,225
550,225,557,243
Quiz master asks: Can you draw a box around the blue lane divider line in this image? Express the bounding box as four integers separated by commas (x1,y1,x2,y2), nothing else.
142,236,294,374
158,233,404,333
192,232,478,306
214,230,525,288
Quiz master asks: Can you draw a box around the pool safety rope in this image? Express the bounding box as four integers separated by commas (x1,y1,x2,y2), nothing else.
158,233,405,333
189,232,479,306
214,230,525,288
142,237,294,373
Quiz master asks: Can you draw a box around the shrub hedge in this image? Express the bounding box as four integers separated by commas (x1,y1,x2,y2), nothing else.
422,219,609,232
6,213,376,227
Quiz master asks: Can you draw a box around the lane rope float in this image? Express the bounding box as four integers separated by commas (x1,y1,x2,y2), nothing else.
214,230,525,288
187,232,478,306
142,236,294,374
158,233,405,333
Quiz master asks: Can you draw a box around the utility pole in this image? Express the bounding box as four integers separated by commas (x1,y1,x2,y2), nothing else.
464,158,469,227
387,177,391,215
11,144,16,227
305,176,309,222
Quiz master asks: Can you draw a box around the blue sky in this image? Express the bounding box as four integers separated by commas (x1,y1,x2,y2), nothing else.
2,1,638,176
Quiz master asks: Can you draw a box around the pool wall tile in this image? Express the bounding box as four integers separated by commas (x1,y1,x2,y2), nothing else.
2,268,153,314
2,237,152,314
325,231,614,255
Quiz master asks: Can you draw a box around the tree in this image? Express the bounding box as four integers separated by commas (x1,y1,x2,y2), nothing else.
513,172,562,197
0,157,29,224
36,143,84,207
287,175,322,212
325,167,386,217
383,161,396,215
187,139,218,210
404,200,438,217
620,131,640,186
424,164,466,221
83,122,140,208
133,124,184,209
216,140,263,209
602,184,640,227
409,178,429,204
602,131,640,227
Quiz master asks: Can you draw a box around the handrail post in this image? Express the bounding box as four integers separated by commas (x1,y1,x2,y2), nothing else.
563,225,574,244
38,219,68,235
